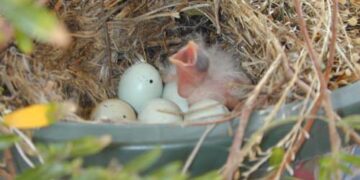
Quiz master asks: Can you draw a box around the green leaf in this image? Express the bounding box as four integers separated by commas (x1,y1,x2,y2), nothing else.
318,156,333,180
317,152,360,180
16,162,72,180
0,134,20,150
14,29,33,53
193,170,221,180
146,161,187,180
124,148,161,173
36,142,66,161
0,0,68,45
281,176,298,180
269,147,285,168
37,136,111,161
71,167,116,180
337,162,353,175
45,102,59,125
339,115,360,129
67,135,112,158
340,152,360,167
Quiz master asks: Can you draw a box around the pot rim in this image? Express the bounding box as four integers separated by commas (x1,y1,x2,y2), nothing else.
34,81,360,144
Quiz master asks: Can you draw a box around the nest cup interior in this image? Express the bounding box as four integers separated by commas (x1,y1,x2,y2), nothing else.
1,1,358,121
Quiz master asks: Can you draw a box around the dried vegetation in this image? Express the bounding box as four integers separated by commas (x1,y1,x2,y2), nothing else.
0,0,359,178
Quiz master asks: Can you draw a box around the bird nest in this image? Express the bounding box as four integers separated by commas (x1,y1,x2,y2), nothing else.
1,0,360,179
0,0,359,119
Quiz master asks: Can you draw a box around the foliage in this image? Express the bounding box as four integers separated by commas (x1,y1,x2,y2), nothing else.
339,115,360,130
318,151,360,180
4,103,57,129
0,133,220,179
0,0,69,53
3,102,76,129
269,147,285,169
0,134,20,150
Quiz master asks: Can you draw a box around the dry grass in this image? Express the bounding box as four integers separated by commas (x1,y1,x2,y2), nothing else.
0,0,359,178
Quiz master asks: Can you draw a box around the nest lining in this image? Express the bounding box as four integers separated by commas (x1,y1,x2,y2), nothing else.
0,0,359,120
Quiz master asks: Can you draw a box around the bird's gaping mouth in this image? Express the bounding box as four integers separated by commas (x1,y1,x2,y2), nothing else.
169,41,198,67
167,40,209,98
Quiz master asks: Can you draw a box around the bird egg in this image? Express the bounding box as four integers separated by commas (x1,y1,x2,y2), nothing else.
138,98,182,124
91,99,136,122
162,81,189,112
117,63,163,113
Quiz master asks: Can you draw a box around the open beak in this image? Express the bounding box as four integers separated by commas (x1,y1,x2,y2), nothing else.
169,41,198,67
169,41,209,98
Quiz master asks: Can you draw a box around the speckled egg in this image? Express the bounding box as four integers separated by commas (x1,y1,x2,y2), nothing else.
90,99,136,122
162,81,188,112
117,63,163,113
185,99,229,122
138,98,182,124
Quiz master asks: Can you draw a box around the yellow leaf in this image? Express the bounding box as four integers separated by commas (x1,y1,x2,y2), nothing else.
4,103,59,129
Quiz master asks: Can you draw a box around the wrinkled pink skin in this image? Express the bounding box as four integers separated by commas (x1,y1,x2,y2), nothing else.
169,40,251,109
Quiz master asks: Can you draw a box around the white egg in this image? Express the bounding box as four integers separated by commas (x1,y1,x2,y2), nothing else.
138,98,182,124
162,82,189,112
117,63,163,113
91,99,136,122
185,99,229,122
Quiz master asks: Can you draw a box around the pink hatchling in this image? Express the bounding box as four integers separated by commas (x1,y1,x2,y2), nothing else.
169,40,252,109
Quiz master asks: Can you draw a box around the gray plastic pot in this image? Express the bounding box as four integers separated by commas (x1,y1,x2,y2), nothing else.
13,81,360,176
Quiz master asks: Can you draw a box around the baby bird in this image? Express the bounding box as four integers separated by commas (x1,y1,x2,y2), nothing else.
169,40,252,109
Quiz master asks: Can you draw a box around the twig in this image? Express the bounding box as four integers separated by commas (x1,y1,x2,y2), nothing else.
101,1,113,85
181,124,215,174
349,130,360,145
213,0,221,34
11,128,44,164
54,0,63,11
184,112,240,126
281,50,314,97
341,126,360,145
231,50,308,178
222,54,282,179
274,78,316,150
14,143,35,168
324,0,338,82
273,0,341,179
273,94,322,179
3,149,15,179
0,168,12,180
243,154,271,178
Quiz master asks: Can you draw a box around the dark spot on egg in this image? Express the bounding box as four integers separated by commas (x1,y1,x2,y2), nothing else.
149,79,153,84
123,115,127,119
